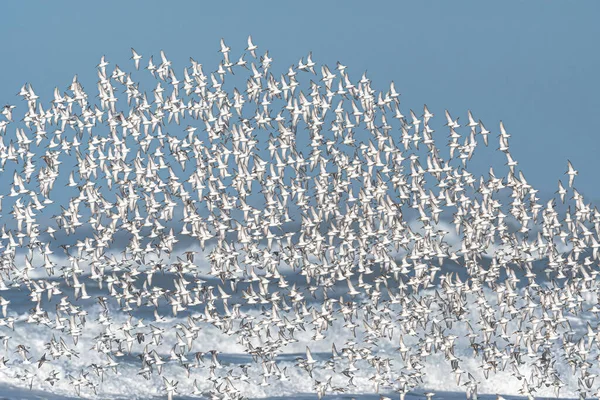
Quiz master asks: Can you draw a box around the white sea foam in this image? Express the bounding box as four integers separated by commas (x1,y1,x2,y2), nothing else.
0,274,586,400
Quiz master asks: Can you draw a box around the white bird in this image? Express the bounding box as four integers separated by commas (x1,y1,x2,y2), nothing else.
467,110,478,128
306,346,316,365
444,110,459,129
557,180,567,203
131,48,142,70
565,160,578,187
246,35,258,58
163,377,178,400
97,55,109,69
219,38,231,54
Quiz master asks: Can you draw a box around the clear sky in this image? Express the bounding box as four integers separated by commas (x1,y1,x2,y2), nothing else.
1,1,599,200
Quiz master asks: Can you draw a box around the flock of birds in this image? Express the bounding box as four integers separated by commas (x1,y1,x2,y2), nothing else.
0,36,598,400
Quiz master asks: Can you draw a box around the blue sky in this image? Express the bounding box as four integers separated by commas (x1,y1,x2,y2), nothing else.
1,1,599,200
